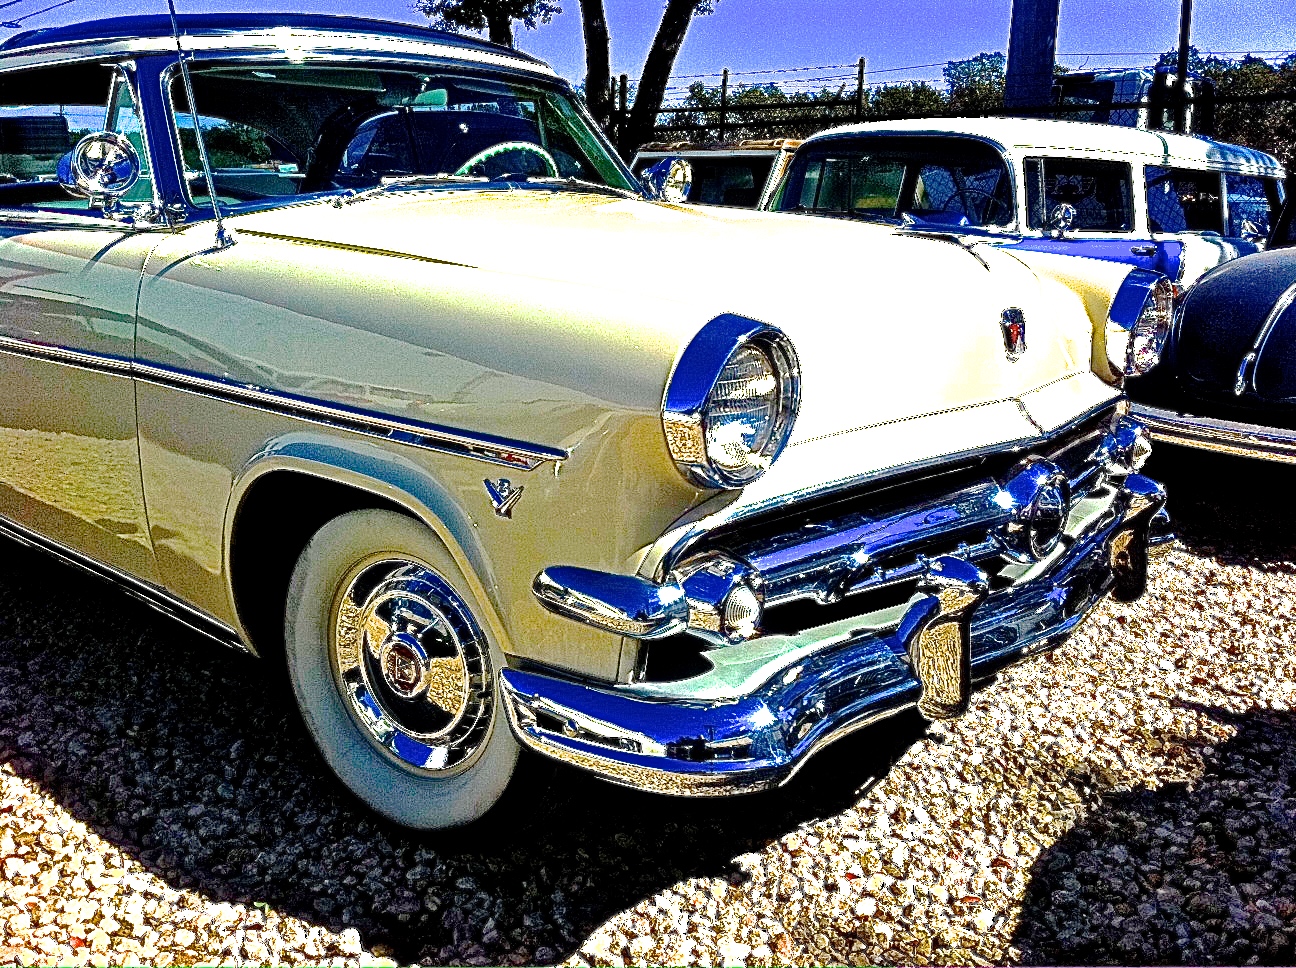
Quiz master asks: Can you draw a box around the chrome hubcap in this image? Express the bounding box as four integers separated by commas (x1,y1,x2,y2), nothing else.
332,559,492,775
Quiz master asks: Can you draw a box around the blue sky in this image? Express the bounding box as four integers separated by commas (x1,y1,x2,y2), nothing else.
6,0,1294,95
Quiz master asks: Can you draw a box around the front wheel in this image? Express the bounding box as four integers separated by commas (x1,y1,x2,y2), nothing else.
284,509,518,829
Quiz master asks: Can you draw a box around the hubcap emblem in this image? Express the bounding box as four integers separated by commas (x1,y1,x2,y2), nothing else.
379,633,427,699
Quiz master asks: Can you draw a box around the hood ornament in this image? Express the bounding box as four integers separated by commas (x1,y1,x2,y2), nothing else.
484,479,524,518
1001,308,1027,362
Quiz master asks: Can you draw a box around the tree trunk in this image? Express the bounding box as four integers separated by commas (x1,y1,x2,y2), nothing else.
486,13,515,48
624,0,700,153
579,0,612,128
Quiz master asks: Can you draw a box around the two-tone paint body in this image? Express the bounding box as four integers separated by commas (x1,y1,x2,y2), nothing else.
0,16,1168,797
764,117,1286,287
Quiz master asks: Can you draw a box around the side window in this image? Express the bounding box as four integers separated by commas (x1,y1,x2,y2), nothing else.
793,154,903,215
1223,173,1279,239
1026,157,1133,232
0,61,124,211
1145,166,1224,234
909,162,1012,226
688,158,774,207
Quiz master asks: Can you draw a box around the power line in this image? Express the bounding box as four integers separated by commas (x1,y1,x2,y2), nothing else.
0,0,77,28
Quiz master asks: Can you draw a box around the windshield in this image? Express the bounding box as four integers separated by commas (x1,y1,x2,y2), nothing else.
772,135,1014,227
169,63,636,206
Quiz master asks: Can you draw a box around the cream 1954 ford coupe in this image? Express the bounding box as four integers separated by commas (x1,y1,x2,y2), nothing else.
0,14,1172,827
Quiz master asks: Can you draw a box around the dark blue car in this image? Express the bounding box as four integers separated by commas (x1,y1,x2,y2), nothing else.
1130,193,1296,461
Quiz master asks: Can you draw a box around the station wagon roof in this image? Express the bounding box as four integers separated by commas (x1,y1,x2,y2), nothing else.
809,117,1285,177
0,13,550,73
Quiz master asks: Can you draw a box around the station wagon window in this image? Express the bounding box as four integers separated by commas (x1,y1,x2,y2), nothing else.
169,64,635,207
775,136,1013,226
1223,172,1281,239
0,62,150,213
1145,166,1224,234
685,157,775,207
1025,157,1133,232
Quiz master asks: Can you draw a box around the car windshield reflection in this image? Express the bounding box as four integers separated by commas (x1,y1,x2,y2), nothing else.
170,63,636,207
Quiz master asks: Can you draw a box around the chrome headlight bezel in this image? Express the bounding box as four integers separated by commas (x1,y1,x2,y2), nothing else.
662,314,801,489
1106,269,1176,377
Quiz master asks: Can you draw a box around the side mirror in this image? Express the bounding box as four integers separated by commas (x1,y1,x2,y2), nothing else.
1047,203,1077,238
57,131,141,207
1237,218,1267,246
640,156,693,204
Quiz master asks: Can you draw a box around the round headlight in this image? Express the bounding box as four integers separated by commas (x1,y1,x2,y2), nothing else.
1107,272,1175,377
705,343,783,475
662,315,800,489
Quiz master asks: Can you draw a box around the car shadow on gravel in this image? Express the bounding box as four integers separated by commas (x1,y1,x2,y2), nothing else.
0,543,928,965
1146,447,1296,570
1011,703,1296,965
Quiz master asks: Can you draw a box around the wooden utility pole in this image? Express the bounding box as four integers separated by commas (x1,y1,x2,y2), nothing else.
719,68,729,143
855,57,867,120
1004,0,1061,111
618,74,628,151
1174,0,1194,133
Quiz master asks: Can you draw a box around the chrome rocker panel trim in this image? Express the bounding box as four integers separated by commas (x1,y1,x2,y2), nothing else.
501,473,1165,796
1133,402,1296,465
0,513,246,651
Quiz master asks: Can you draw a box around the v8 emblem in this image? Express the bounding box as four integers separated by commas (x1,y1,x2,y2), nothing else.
484,479,524,518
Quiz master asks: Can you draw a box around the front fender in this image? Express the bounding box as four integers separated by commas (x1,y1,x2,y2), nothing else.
223,432,509,652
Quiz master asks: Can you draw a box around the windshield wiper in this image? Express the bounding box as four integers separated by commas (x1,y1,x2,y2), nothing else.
517,176,638,199
786,205,900,225
331,173,489,206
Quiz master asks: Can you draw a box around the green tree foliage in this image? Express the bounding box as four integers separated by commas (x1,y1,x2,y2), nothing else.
414,0,561,48
943,51,1006,113
1203,53,1296,167
870,81,946,119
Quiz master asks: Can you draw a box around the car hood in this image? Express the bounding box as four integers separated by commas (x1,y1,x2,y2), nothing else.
234,189,1116,486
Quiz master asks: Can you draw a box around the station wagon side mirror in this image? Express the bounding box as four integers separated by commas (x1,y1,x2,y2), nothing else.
641,156,693,204
1047,203,1077,238
1237,218,1267,246
56,131,141,211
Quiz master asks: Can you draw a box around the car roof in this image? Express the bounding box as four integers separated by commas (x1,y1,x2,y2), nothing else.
806,117,1285,176
0,13,548,70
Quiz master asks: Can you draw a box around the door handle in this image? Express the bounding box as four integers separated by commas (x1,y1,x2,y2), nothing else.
1130,244,1158,256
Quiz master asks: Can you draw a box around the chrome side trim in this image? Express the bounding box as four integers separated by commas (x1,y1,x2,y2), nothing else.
0,513,246,652
0,335,134,374
131,362,568,470
0,335,566,470
1133,402,1296,464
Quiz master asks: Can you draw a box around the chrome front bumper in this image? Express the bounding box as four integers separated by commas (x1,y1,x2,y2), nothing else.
1134,402,1296,464
500,465,1166,797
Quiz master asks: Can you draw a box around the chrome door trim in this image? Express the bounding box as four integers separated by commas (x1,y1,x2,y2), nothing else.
0,335,567,470
0,512,247,652
1133,402,1296,464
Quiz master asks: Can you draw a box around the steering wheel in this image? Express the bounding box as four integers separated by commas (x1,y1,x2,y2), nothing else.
935,185,1008,224
454,141,559,179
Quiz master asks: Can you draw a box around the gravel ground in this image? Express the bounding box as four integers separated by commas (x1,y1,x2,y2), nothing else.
1,446,1295,967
